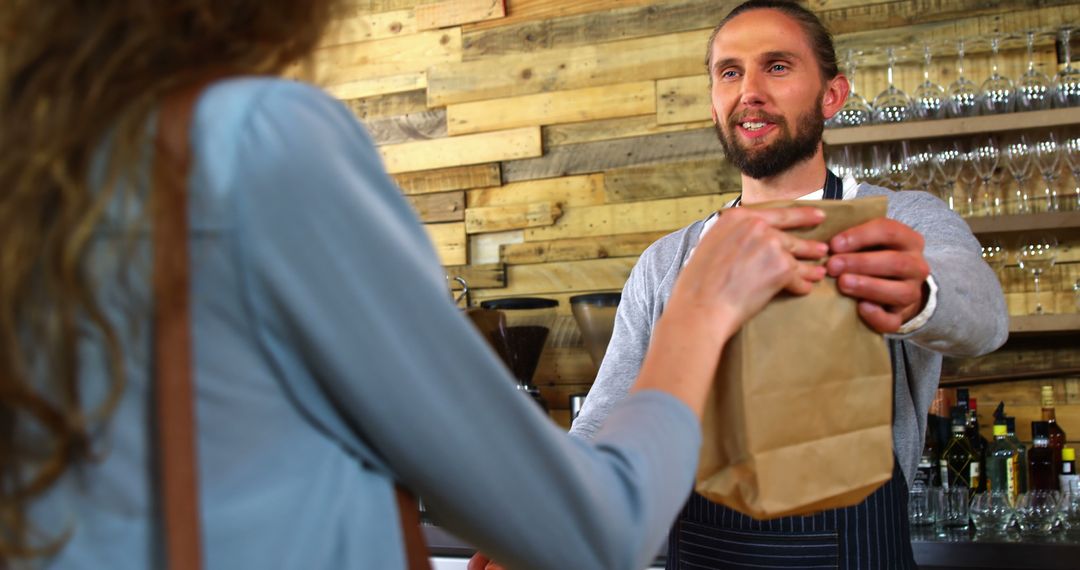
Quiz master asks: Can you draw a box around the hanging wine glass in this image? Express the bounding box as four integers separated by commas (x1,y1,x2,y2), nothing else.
1016,233,1058,314
1032,132,1061,212
1054,28,1080,107
1002,133,1035,214
1016,31,1053,112
1062,128,1080,210
913,43,947,120
873,47,913,123
980,36,1015,114
933,141,966,212
836,49,873,127
947,39,980,118
969,136,1001,216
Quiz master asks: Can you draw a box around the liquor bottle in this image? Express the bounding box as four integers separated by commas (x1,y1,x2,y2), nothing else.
1041,385,1067,456
966,397,989,492
1005,417,1029,494
1062,448,1079,497
986,424,1019,500
916,417,941,487
942,409,978,494
1029,421,1060,491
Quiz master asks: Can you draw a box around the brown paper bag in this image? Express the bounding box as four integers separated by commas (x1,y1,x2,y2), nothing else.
695,196,894,520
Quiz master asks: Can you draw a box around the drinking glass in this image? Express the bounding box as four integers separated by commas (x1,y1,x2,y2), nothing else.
980,238,1008,275
873,47,913,123
968,136,1001,216
1002,133,1036,214
1032,132,1062,212
836,49,873,127
1055,28,1080,107
1016,31,1053,112
1061,129,1080,210
947,39,980,118
970,491,1016,535
934,141,966,212
1016,490,1061,536
908,481,942,527
941,486,971,529
913,44,947,120
980,36,1015,114
1016,232,1058,314
906,141,938,196
873,143,911,190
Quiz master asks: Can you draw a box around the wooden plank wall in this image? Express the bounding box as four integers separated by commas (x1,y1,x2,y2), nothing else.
314,0,1080,430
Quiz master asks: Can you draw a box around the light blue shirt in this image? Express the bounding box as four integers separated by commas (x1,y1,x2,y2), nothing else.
33,78,701,570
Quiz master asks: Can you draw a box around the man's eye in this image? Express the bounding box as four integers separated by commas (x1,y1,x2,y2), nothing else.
770,64,788,73
721,70,739,79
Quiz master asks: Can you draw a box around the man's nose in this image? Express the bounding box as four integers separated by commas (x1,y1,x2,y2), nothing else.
739,69,766,107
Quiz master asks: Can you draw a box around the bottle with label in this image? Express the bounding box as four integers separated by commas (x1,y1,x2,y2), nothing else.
986,424,1019,500
1005,417,1028,494
916,417,941,487
966,397,989,492
1041,385,1067,455
942,409,978,495
1061,448,1079,497
1029,421,1060,491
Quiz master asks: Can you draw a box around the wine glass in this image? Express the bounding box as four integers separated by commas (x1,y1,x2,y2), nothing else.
906,141,938,196
968,136,1001,216
836,49,872,127
1055,28,1080,107
1016,31,1053,112
1016,232,1058,314
980,36,1015,114
947,39,981,118
1061,128,1080,211
913,44,947,121
1002,133,1036,214
980,237,1008,276
970,491,1016,535
873,47,913,123
934,141,966,212
1032,132,1062,212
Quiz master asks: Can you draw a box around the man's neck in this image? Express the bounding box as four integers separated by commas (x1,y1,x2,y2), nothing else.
738,149,828,205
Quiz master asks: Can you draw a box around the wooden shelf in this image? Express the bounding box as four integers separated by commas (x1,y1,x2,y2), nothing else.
823,107,1080,146
966,211,1080,237
1008,313,1080,335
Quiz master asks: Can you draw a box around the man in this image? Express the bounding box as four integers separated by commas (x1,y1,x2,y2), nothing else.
471,1,1007,568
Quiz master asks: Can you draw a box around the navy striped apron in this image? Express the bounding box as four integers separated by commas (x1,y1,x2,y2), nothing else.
667,170,916,569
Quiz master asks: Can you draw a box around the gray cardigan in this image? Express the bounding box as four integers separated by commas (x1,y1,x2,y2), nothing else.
571,184,1009,485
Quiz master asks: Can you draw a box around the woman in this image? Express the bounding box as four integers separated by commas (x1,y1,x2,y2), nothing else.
0,1,828,568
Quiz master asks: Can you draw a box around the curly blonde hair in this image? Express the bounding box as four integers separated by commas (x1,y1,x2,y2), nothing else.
0,0,338,558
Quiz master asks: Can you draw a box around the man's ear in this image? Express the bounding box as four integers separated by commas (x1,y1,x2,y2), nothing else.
822,74,850,120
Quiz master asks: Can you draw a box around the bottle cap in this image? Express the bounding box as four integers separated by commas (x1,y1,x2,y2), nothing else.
1042,385,1055,407
993,424,1007,436
1065,448,1076,462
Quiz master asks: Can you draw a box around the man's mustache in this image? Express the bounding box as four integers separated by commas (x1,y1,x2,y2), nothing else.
727,110,787,129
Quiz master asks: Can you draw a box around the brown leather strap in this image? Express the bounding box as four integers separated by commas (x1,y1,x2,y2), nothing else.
151,78,430,570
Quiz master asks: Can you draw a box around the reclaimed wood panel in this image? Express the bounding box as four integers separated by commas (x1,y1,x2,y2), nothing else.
313,28,462,86
416,0,506,30
819,0,1079,36
501,127,721,183
444,262,506,289
406,190,465,222
345,89,428,120
467,174,604,208
464,201,563,234
325,72,427,100
500,231,668,264
343,0,430,10
446,81,656,136
543,115,714,148
488,258,637,297
393,163,502,195
322,8,416,47
362,109,447,145
604,158,742,204
525,194,727,241
424,221,467,265
463,0,656,32
536,348,594,385
379,126,541,173
427,28,711,106
461,0,733,59
657,75,711,125
471,230,524,265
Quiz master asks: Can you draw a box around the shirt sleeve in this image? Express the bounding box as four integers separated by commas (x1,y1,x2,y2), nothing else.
227,80,700,570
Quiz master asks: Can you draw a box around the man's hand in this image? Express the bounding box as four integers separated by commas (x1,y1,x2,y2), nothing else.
467,553,505,570
826,218,930,334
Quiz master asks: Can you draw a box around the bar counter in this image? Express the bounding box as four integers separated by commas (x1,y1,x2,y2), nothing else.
423,525,1080,569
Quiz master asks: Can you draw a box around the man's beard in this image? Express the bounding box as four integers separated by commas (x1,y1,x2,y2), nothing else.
715,103,825,180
